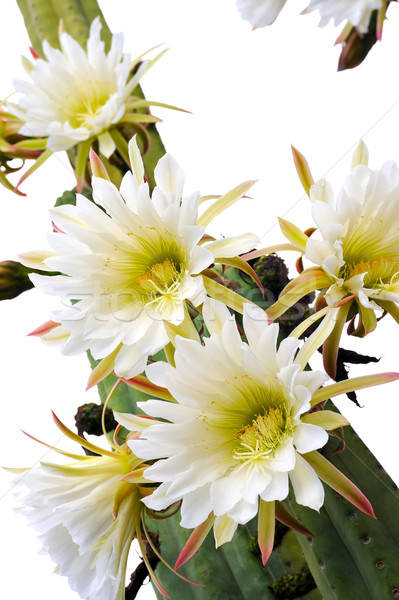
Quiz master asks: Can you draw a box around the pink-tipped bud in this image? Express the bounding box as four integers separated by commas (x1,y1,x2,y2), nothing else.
89,148,111,181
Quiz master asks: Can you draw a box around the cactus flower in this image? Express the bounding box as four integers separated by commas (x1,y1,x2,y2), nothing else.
304,0,382,33
266,143,399,376
7,17,162,159
305,159,399,310
237,0,382,33
126,300,382,563
236,0,288,28
12,414,155,600
24,137,257,380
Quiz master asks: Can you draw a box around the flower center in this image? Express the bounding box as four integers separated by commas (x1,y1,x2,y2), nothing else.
338,257,399,293
233,406,294,463
104,230,188,311
136,258,184,313
68,93,113,129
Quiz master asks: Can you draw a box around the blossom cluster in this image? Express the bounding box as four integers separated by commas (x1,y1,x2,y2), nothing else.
3,8,399,600
14,134,399,597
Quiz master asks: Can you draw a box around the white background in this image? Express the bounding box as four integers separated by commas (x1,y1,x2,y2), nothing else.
1,1,399,598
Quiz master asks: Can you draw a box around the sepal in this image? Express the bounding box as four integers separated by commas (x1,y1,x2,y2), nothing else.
303,451,375,518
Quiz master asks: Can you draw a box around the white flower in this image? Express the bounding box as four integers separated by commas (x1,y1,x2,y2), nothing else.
15,433,146,600
129,301,334,533
236,0,288,28
7,17,152,157
305,0,382,33
26,138,257,379
305,157,399,309
236,0,382,33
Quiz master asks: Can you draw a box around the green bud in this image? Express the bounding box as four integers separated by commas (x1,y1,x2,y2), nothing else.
0,260,33,300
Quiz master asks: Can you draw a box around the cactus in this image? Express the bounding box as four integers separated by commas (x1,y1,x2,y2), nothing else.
16,0,111,53
285,416,399,600
12,2,399,600
270,565,316,599
148,513,322,600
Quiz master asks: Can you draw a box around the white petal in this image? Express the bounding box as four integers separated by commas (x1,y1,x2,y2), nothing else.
128,136,145,185
242,466,272,504
237,0,288,28
154,153,185,199
227,499,258,524
260,471,289,501
180,484,213,528
310,178,334,205
138,400,200,424
98,131,116,158
18,250,58,271
141,483,178,511
276,337,301,368
189,245,213,273
120,171,139,212
289,454,325,511
202,297,232,336
211,470,244,516
243,303,270,352
145,360,175,389
293,422,329,454
269,437,296,472
294,370,328,396
91,177,131,225
180,192,200,226
114,345,148,378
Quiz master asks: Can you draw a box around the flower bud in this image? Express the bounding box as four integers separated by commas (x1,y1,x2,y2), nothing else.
0,260,33,300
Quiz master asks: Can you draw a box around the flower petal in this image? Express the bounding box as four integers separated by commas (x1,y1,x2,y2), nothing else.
289,454,324,511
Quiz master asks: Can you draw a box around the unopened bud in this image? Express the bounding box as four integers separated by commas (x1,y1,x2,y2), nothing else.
254,255,290,297
0,260,33,300
75,403,117,438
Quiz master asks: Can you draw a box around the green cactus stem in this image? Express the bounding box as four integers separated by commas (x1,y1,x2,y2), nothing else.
16,0,111,53
149,510,322,599
286,419,399,600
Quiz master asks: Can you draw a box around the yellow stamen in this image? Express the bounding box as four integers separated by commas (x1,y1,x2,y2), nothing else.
233,407,293,463
338,257,399,292
135,258,184,313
